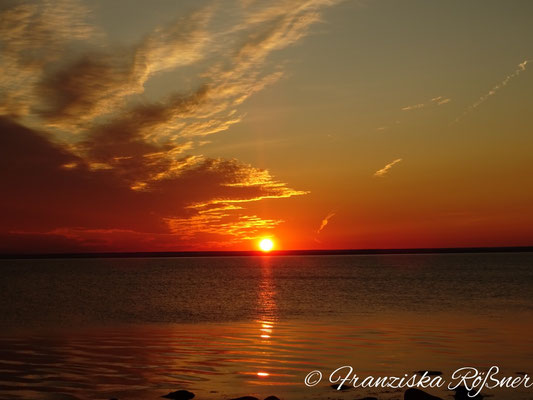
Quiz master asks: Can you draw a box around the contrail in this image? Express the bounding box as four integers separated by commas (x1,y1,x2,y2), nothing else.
454,59,531,123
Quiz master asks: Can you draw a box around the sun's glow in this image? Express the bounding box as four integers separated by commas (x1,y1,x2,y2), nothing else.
259,238,274,252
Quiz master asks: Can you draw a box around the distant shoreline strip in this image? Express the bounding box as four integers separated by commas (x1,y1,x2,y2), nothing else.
1,247,532,260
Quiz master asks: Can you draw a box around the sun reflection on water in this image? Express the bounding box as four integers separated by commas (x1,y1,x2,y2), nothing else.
251,257,278,380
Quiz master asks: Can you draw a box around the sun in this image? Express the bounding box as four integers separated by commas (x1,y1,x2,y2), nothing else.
258,238,274,252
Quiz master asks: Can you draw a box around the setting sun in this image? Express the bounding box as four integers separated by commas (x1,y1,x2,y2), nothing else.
259,238,274,252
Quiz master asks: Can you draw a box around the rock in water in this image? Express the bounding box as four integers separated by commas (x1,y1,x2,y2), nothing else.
161,390,195,400
404,388,442,400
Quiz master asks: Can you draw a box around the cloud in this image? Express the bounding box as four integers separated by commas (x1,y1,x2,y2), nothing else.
35,8,213,129
374,158,402,177
471,60,530,109
402,103,425,111
0,0,345,251
431,96,451,105
166,213,283,243
0,0,97,117
2,0,342,138
402,96,451,111
317,212,336,234
0,117,306,251
454,59,531,123
4,0,339,178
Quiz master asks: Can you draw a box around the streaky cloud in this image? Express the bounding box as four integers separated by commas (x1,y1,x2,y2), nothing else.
317,212,336,234
374,158,402,177
0,116,306,250
402,96,451,111
454,59,531,123
0,0,97,117
0,0,345,249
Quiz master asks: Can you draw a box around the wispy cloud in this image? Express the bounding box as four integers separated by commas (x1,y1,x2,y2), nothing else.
374,158,402,177
431,96,451,105
0,0,345,250
454,59,531,123
36,8,213,129
0,0,98,117
402,103,425,111
317,212,336,234
1,0,343,139
0,117,307,249
402,96,451,111
1,0,342,188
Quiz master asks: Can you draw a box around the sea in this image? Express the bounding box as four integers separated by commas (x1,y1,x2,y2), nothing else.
0,253,532,400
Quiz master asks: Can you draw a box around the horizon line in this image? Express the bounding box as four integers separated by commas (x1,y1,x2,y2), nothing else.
1,246,532,260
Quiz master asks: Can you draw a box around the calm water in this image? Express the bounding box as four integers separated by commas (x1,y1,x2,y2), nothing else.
0,253,532,399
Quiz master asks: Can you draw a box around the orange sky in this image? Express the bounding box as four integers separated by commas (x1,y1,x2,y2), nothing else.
0,0,532,253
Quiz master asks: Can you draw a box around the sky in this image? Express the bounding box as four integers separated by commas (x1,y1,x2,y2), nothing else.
1,0,532,253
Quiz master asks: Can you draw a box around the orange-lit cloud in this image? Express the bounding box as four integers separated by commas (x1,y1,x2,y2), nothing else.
1,0,342,141
166,213,283,243
0,117,305,252
0,0,346,251
317,212,336,234
374,158,402,177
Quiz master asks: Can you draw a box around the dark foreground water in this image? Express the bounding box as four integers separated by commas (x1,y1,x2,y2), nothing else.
0,253,532,399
